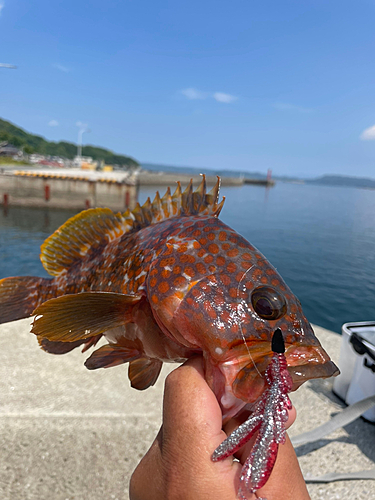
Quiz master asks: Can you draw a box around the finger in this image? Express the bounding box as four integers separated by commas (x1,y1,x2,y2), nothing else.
285,405,297,429
256,434,311,500
162,357,227,456
129,428,164,500
161,357,244,499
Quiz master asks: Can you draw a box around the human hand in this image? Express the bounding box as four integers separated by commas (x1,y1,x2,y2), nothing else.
129,357,310,500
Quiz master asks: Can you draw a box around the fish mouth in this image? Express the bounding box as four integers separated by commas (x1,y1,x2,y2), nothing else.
226,342,340,404
285,345,340,390
288,361,339,390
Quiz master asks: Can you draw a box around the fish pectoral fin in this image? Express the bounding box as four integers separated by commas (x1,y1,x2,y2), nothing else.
31,292,141,342
84,343,140,370
129,358,163,391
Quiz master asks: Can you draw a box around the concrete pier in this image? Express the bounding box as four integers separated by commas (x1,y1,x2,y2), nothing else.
0,169,138,211
137,170,244,186
0,166,277,213
0,320,373,500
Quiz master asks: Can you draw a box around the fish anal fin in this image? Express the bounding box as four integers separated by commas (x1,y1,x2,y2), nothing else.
84,344,140,370
32,292,141,342
128,358,163,391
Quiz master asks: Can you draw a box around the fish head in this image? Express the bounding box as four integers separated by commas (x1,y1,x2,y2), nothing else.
148,218,339,419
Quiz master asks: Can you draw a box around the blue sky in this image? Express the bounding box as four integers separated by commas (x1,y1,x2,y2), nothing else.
1,0,375,177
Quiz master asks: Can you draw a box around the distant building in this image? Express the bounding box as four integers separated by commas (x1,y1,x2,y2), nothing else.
0,142,21,157
73,155,97,169
29,154,46,164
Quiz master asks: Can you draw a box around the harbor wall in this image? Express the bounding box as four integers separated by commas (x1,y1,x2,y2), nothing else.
137,171,244,186
0,168,273,211
0,172,137,211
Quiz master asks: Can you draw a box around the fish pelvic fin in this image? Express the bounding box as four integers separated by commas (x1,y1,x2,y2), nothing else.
84,343,140,370
84,345,163,390
31,291,141,342
128,358,163,390
40,177,224,277
0,276,52,325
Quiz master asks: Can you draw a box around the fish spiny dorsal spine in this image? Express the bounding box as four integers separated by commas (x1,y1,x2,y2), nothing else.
139,175,225,223
126,175,224,226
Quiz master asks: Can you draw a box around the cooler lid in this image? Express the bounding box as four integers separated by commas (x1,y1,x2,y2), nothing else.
343,322,375,354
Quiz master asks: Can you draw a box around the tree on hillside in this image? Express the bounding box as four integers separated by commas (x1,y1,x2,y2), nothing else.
0,118,139,168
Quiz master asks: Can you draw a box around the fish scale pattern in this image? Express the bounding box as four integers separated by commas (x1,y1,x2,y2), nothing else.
52,208,297,347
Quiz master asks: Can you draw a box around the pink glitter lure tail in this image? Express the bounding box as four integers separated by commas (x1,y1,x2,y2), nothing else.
212,328,293,499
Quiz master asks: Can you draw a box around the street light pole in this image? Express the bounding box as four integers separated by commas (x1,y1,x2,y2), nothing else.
77,128,85,158
77,127,90,158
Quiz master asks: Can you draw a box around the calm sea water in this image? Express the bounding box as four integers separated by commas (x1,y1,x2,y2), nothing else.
1,181,374,334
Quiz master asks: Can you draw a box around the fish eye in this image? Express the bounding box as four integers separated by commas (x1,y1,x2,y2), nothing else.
250,286,287,320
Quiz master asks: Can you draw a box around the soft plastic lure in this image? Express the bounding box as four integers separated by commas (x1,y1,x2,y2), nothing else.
212,328,293,499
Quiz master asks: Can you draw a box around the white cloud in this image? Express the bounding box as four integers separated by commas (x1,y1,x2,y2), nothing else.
53,63,70,73
0,3,4,16
213,92,237,103
180,88,207,100
360,125,375,141
273,102,312,113
180,88,238,103
48,120,59,127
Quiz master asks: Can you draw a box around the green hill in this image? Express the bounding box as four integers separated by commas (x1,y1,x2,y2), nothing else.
0,118,139,168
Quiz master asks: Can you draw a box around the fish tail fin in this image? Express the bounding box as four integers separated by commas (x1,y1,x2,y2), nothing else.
0,276,53,324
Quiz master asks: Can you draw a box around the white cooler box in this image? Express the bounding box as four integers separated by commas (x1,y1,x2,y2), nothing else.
333,321,375,423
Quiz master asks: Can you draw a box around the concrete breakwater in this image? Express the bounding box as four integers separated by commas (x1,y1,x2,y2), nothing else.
0,169,138,211
0,166,273,210
138,171,274,187
137,171,244,186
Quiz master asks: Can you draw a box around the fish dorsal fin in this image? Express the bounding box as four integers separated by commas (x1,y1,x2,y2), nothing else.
31,292,141,342
137,175,225,227
41,176,224,277
128,358,163,390
41,208,134,276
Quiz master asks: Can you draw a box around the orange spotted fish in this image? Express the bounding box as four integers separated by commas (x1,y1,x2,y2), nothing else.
0,177,338,423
